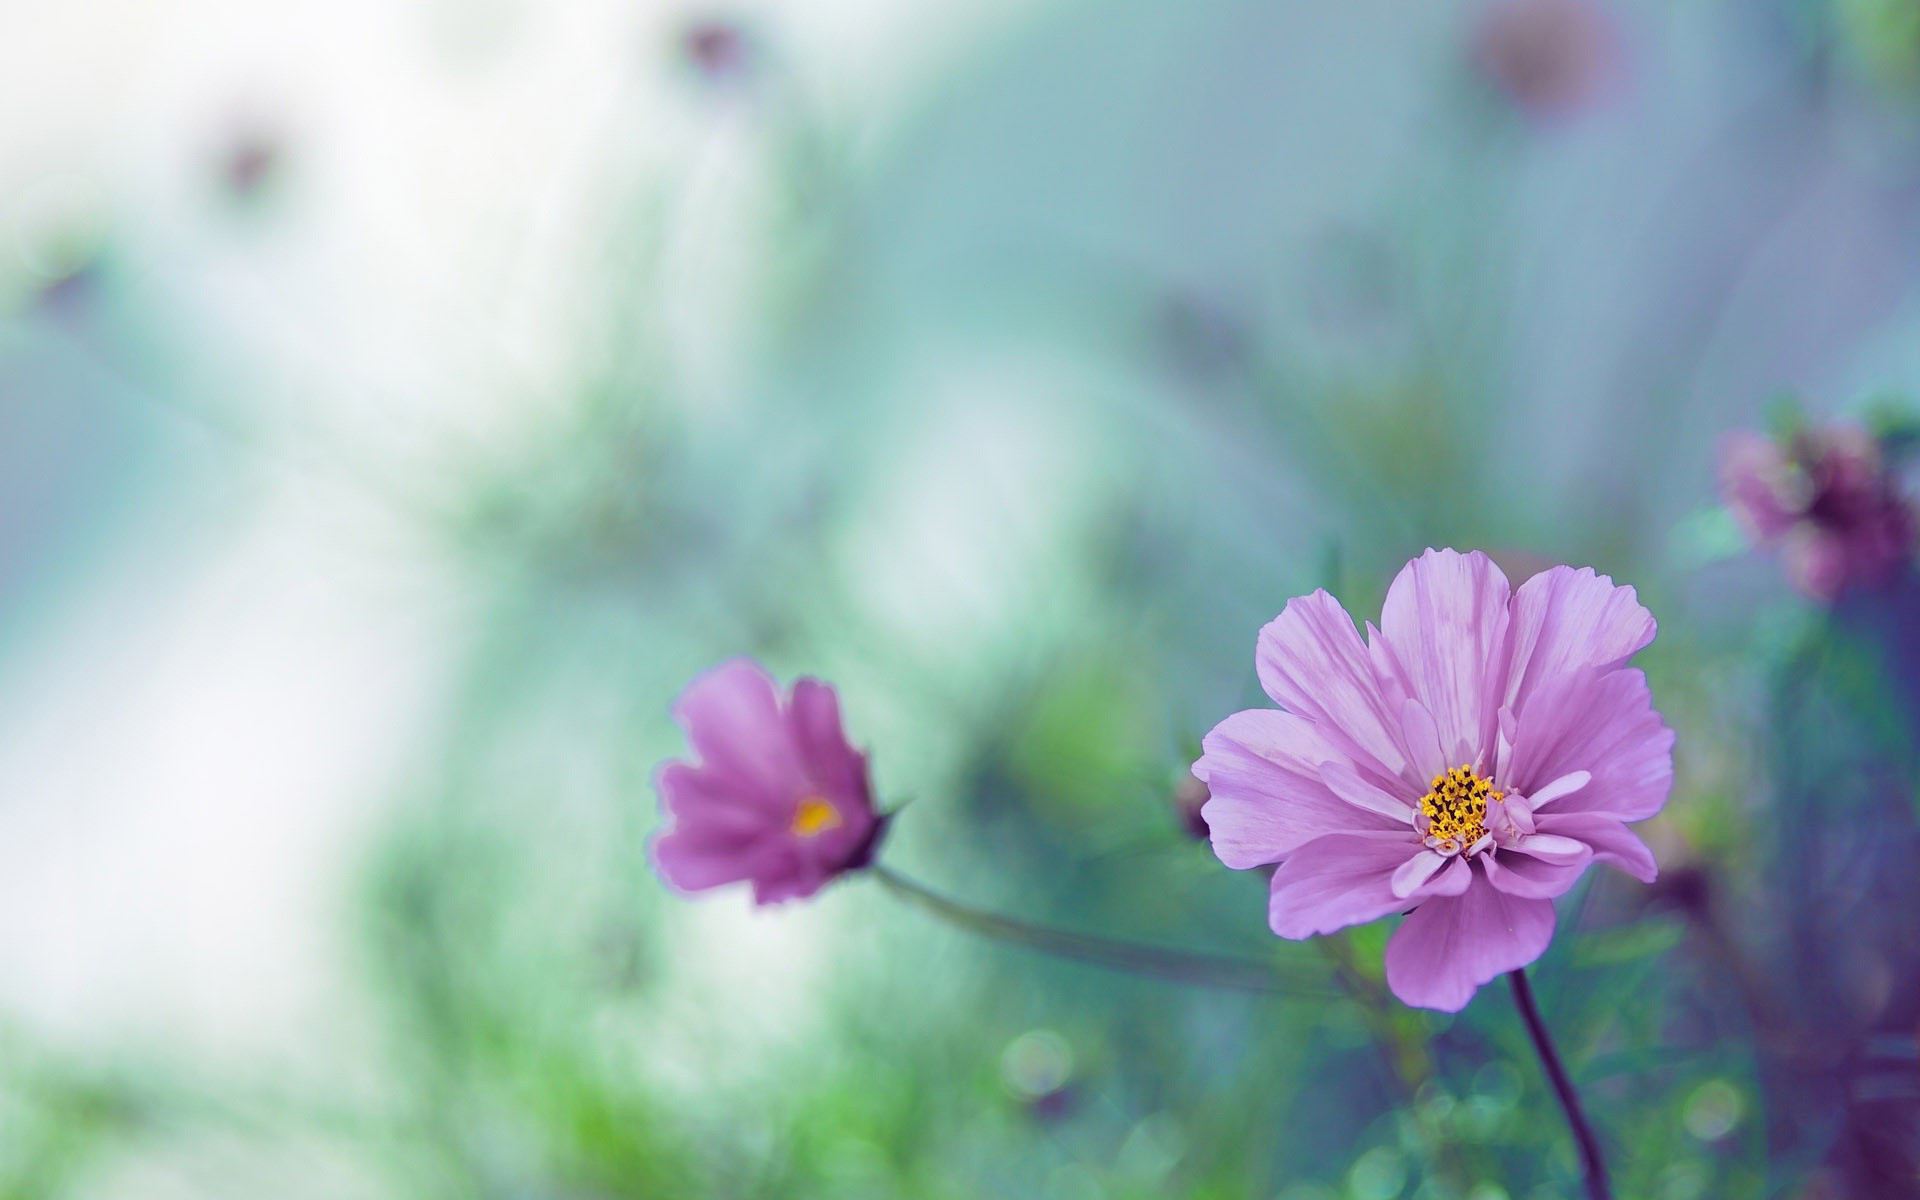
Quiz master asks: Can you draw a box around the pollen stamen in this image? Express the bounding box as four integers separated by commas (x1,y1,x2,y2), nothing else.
1419,764,1504,855
790,794,842,838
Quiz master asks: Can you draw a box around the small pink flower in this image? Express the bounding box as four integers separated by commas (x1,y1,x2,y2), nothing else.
1195,549,1673,1011
652,659,884,904
680,19,753,85
1471,0,1623,121
1720,424,1916,602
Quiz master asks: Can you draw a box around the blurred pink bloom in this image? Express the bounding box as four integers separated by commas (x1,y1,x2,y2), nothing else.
1471,0,1623,120
681,19,753,84
1195,549,1672,1011
1720,425,1916,601
1174,771,1212,840
652,659,883,904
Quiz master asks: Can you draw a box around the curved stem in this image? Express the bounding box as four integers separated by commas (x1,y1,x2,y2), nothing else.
870,864,1334,997
1508,969,1612,1200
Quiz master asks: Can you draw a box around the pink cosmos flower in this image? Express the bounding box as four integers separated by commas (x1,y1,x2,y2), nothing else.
1720,425,1916,602
652,659,884,904
1195,549,1673,1012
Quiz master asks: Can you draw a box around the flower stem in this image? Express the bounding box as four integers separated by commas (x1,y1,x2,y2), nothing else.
870,864,1334,997
1508,969,1612,1200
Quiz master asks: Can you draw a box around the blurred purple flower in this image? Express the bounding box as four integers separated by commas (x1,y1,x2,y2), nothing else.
652,659,884,904
1174,771,1212,840
1720,424,1916,602
1471,0,1623,120
222,131,281,200
680,19,753,84
1195,549,1673,1011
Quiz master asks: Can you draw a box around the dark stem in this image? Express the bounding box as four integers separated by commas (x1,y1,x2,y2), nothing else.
870,864,1333,997
1508,969,1612,1200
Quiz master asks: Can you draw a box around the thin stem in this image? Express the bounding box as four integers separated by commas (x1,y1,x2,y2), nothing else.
1508,969,1612,1200
870,864,1334,997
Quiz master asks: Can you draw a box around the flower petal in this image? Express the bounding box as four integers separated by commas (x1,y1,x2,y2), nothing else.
1719,432,1797,541
1389,851,1473,899
1384,879,1557,1012
651,825,789,894
1784,528,1849,602
1524,770,1591,810
1494,706,1518,780
1398,699,1449,781
1391,849,1450,899
789,678,872,807
1508,833,1591,863
1319,759,1416,822
1266,832,1425,939
1256,591,1414,783
1503,566,1656,718
1481,848,1590,899
1426,854,1473,896
1535,812,1658,882
672,658,802,804
1507,668,1674,820
1195,710,1402,869
1374,549,1513,766
655,762,778,832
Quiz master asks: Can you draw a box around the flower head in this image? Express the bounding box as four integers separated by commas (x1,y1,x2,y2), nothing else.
1194,549,1673,1011
680,18,754,85
652,659,884,905
1721,424,1916,602
1471,0,1623,121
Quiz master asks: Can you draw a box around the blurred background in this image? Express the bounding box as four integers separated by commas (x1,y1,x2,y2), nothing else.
6,0,1920,1195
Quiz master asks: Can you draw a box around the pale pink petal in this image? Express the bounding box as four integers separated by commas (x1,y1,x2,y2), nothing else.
1398,699,1449,781
1374,549,1512,766
1195,710,1402,869
1256,591,1414,782
1524,770,1591,810
1391,849,1450,898
1384,880,1557,1012
1490,793,1536,839
1503,566,1655,718
1481,848,1588,899
1426,854,1473,896
1508,833,1591,863
1535,812,1658,882
1266,832,1425,939
1494,707,1518,780
1365,621,1410,708
1319,760,1417,822
1507,668,1673,820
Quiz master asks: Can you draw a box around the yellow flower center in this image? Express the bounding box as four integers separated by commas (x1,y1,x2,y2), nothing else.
1420,764,1503,850
790,794,842,838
